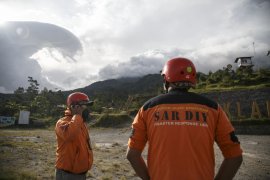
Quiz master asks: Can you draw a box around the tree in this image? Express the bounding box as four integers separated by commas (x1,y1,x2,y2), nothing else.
2,101,27,116
30,95,50,117
26,76,39,96
14,87,25,94
14,87,25,103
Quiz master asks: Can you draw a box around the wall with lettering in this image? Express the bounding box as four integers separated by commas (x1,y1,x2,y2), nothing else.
201,88,270,120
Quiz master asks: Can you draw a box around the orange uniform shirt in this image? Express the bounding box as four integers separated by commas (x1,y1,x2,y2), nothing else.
55,111,93,174
128,89,242,180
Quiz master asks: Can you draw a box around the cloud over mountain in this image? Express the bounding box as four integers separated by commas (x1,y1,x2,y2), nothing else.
0,21,82,93
0,0,269,93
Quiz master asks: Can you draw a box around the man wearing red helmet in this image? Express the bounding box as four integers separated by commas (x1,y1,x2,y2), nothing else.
55,92,94,180
126,57,243,180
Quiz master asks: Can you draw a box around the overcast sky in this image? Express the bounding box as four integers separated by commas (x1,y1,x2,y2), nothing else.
0,0,269,93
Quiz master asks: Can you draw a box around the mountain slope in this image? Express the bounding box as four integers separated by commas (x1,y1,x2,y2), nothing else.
70,74,163,109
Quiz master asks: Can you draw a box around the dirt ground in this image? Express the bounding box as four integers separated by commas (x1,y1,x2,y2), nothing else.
0,127,269,180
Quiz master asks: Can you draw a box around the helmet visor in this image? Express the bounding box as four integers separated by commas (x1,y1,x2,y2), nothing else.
77,100,94,106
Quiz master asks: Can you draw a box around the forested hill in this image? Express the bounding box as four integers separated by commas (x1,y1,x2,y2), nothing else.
0,67,269,116
82,74,162,95
71,74,163,110
70,67,270,111
75,67,270,97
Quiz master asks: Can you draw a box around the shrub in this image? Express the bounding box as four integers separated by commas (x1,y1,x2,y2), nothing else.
92,114,132,128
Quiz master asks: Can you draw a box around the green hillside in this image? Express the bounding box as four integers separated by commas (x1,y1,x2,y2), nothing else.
76,67,270,111
0,67,269,125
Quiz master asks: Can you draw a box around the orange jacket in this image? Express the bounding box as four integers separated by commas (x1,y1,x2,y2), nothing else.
55,111,93,174
128,90,242,180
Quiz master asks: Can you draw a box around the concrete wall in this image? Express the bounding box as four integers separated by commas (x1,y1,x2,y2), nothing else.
201,88,270,120
201,88,270,135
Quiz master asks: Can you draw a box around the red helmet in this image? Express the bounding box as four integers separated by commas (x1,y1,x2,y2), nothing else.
161,57,196,86
67,92,93,107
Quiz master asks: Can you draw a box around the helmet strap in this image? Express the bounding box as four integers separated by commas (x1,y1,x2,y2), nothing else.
163,80,169,93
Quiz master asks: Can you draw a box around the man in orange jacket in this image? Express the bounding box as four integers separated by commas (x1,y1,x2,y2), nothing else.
126,57,243,180
55,92,94,180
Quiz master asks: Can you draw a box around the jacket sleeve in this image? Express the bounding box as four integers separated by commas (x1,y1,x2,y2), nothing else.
55,115,84,142
128,107,148,151
215,106,243,158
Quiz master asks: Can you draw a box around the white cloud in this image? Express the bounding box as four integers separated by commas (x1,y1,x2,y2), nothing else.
0,21,82,92
0,0,269,93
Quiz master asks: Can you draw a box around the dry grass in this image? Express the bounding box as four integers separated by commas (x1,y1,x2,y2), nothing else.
0,129,56,179
90,133,138,179
1,128,269,179
0,128,139,180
